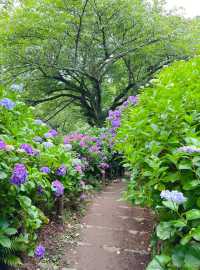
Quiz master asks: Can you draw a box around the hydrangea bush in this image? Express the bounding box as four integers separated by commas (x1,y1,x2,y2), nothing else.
116,57,200,269
64,128,112,183
0,86,93,266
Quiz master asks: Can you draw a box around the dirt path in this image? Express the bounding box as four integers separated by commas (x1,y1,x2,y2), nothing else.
68,181,154,270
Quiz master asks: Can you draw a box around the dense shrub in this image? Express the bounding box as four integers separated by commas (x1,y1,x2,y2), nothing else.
116,57,200,269
0,86,113,267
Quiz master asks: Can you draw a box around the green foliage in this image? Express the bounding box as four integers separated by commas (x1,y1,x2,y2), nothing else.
116,57,200,269
0,0,197,126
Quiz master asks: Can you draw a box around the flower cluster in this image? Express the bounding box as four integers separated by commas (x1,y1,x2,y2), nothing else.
34,244,45,259
0,140,6,150
56,165,67,176
89,145,100,153
44,129,58,138
0,98,16,110
52,180,64,197
160,190,187,205
40,166,50,174
33,136,43,143
75,164,83,173
177,146,200,153
20,143,39,156
10,163,28,186
43,141,54,148
11,83,24,92
99,162,110,169
107,95,138,136
35,119,44,125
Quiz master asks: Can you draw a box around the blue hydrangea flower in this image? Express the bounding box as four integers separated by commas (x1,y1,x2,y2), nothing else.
10,164,28,186
11,83,24,92
33,136,43,143
52,180,64,197
42,141,54,148
34,244,45,259
63,143,72,151
0,98,16,110
177,146,200,153
40,166,50,174
35,119,44,125
56,165,67,176
160,190,187,205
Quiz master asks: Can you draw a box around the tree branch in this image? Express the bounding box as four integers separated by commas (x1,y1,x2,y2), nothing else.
27,93,81,106
45,98,75,122
74,0,89,64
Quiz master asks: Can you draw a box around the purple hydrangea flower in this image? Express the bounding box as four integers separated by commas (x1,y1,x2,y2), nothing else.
0,98,15,110
79,140,86,147
40,166,50,174
108,110,121,120
37,185,43,195
10,163,28,186
89,145,100,153
35,244,45,259
75,165,83,174
52,180,64,197
0,140,6,150
123,100,129,107
56,165,67,176
177,146,200,153
44,129,58,138
20,144,37,156
99,162,109,169
100,133,107,140
43,141,54,148
160,190,187,205
80,193,87,201
128,95,138,105
111,119,120,128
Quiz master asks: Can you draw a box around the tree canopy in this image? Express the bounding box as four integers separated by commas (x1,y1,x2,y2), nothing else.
0,0,199,126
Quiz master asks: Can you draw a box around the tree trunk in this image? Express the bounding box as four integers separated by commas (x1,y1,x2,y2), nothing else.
55,196,64,224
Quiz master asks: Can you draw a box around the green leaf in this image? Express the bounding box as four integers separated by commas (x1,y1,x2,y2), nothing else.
172,245,187,267
162,200,178,212
156,222,176,240
18,196,32,208
180,234,192,245
192,226,200,241
147,255,171,270
185,209,200,220
0,171,7,179
184,244,200,269
3,227,17,235
0,235,11,248
178,161,192,170
183,180,200,190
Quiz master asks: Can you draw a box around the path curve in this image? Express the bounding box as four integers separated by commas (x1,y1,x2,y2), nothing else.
70,181,154,270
